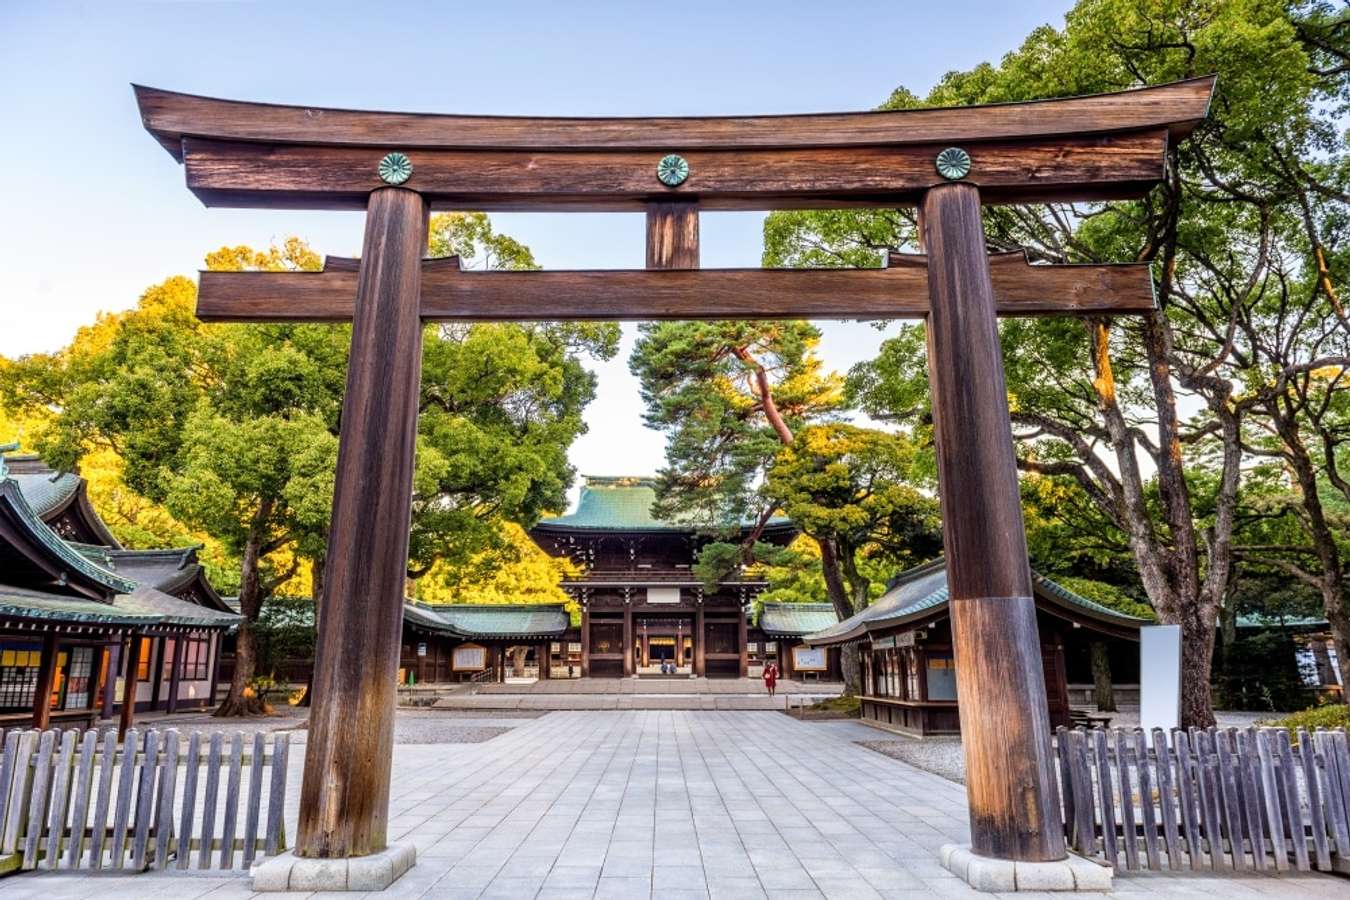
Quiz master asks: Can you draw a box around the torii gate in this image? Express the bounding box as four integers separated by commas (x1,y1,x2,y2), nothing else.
135,76,1213,885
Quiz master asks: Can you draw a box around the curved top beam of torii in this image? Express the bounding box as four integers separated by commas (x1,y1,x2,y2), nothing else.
133,77,1215,211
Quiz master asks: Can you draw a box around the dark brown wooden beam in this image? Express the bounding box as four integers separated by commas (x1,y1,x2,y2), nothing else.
921,182,1063,861
196,251,1154,322
179,130,1167,211
31,632,58,731
296,187,429,859
119,634,142,741
135,78,1214,158
646,201,699,269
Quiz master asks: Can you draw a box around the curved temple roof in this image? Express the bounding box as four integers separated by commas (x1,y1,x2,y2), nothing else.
534,475,792,534
803,558,1147,647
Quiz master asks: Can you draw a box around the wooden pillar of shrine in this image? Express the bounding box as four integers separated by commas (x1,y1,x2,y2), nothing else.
31,632,59,731
920,182,1064,862
623,607,634,676
538,643,551,680
297,187,429,860
693,608,705,677
119,633,142,740
738,610,749,678
580,607,591,678
166,635,184,714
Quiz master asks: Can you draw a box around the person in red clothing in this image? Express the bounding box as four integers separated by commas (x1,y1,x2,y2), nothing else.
762,660,779,697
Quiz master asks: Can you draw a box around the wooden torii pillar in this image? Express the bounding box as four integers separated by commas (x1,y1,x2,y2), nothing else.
134,77,1213,871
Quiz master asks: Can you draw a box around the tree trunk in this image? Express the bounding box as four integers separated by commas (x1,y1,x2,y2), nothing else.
215,509,270,717
1275,406,1350,705
297,551,324,708
512,646,527,677
818,537,862,695
1090,641,1116,712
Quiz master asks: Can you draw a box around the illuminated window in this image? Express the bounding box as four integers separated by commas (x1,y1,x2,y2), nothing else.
0,644,42,711
136,637,154,682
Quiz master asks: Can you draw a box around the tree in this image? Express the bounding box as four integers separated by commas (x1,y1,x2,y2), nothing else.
765,424,941,611
2,220,620,716
628,323,865,657
2,240,343,715
764,0,1350,726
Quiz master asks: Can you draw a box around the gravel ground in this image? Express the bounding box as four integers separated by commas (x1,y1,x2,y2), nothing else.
854,708,1279,785
858,737,967,784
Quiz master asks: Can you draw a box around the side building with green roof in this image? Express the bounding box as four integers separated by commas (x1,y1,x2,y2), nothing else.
0,453,239,732
803,558,1147,736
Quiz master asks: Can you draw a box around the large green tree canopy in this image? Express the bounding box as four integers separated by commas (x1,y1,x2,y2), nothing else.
764,0,1349,725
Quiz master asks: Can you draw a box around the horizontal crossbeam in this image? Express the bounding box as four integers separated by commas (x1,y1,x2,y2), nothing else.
195,252,1154,322
180,133,1167,212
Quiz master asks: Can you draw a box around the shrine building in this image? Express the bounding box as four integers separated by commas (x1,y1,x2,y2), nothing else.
529,476,804,679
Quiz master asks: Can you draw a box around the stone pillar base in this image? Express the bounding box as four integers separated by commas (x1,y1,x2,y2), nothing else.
940,844,1112,892
252,843,416,892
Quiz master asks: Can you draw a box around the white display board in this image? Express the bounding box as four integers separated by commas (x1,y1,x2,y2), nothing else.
646,587,680,604
792,645,827,672
452,644,487,671
1140,625,1181,732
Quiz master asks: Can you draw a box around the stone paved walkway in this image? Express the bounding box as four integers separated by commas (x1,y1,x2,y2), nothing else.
3,711,1345,899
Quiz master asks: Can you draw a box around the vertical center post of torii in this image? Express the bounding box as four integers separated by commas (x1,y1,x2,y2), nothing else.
920,182,1065,861
297,187,428,858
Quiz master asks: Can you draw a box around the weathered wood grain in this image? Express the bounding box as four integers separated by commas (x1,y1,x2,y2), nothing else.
176,732,201,869
1276,734,1310,870
89,730,118,868
1255,729,1289,871
42,729,77,869
1299,730,1331,870
1095,729,1119,867
1133,730,1161,869
242,731,265,867
1115,730,1139,870
153,731,179,870
179,131,1168,211
130,729,159,870
296,187,429,859
646,201,699,269
196,250,1155,323
65,730,98,868
1151,729,1182,868
1235,728,1268,870
22,730,54,869
922,182,1063,862
219,733,243,869
197,733,222,869
136,78,1215,158
263,733,288,860
1172,729,1203,869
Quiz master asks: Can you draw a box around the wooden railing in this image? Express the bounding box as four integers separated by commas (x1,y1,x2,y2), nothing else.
1055,726,1350,873
0,727,290,874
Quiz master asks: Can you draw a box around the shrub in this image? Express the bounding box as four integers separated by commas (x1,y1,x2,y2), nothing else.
1260,702,1350,733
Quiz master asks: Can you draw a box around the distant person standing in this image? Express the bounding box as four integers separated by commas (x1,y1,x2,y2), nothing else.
763,660,779,697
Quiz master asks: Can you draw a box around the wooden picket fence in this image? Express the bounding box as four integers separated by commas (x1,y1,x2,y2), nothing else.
0,727,290,874
1055,726,1350,873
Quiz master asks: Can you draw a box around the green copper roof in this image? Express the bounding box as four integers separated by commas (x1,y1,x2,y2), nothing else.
804,559,1148,647
410,602,570,639
0,586,163,626
759,602,839,637
535,475,791,533
11,471,82,518
0,479,138,596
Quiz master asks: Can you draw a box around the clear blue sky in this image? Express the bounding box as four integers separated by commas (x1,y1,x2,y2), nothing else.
0,0,1073,486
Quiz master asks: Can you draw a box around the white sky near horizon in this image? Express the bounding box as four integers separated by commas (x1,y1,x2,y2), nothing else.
0,0,1078,510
